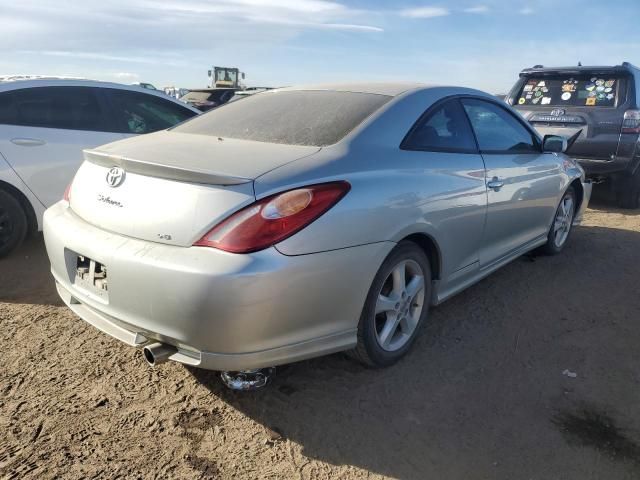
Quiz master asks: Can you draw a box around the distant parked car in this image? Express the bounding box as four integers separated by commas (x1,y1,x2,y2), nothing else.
508,62,640,208
132,82,159,91
163,87,190,99
0,79,199,256
43,83,591,390
180,88,236,111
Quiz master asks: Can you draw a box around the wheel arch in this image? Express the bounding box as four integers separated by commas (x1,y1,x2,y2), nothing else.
0,180,38,235
400,232,442,281
569,178,584,212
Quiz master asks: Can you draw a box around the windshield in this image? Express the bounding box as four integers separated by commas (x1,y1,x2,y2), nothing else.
216,68,237,84
173,90,391,146
516,75,622,107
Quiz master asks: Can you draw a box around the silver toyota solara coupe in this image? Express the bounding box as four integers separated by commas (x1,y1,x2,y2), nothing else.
43,83,591,388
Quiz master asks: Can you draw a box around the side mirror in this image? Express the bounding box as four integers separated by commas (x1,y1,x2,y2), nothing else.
542,135,568,153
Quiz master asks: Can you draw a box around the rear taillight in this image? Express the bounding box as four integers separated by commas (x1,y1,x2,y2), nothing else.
622,110,640,134
63,183,72,202
194,181,351,253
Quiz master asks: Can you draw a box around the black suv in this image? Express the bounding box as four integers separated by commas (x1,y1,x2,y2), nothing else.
507,62,640,208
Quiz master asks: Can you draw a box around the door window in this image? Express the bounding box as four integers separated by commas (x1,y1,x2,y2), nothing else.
105,89,197,134
461,98,539,153
0,86,106,131
402,99,477,153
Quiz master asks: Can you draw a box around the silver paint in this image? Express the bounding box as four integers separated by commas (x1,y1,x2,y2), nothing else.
43,84,591,371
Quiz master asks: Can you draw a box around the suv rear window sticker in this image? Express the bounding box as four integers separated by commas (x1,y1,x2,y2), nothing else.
517,76,617,107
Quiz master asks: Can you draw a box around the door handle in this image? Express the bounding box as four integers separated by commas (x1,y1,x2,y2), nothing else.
487,177,504,191
11,137,46,147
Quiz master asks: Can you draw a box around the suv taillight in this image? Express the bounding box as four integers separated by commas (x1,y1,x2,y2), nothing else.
622,110,640,134
194,181,351,253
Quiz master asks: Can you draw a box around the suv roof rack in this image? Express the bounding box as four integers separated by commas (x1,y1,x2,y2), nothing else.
520,62,639,77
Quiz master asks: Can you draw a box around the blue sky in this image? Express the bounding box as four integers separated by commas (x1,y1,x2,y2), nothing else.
1,0,638,93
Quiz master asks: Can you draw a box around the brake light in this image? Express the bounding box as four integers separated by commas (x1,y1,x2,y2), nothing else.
622,110,640,134
63,183,72,202
194,181,351,253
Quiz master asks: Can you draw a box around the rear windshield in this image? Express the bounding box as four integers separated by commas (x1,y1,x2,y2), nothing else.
516,75,622,107
173,90,391,146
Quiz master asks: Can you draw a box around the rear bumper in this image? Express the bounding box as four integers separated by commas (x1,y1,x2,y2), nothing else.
43,202,394,371
576,156,636,176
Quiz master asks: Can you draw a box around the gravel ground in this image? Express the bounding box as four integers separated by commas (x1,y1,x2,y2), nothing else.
2,189,640,479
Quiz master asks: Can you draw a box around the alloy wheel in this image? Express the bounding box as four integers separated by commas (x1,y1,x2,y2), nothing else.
374,259,425,352
553,194,575,248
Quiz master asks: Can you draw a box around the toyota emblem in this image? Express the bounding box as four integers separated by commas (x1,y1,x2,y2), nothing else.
106,166,126,187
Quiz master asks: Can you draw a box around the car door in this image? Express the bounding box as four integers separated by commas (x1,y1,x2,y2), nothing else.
0,86,124,207
400,98,488,278
461,97,562,268
101,88,198,138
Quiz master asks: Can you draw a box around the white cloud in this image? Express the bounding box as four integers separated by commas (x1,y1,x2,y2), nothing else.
146,0,381,32
152,0,348,15
25,51,184,66
463,5,489,13
320,23,384,32
112,72,140,82
519,7,534,15
400,6,449,18
0,0,383,56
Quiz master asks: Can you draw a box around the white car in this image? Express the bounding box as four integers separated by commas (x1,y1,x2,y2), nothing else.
0,78,199,256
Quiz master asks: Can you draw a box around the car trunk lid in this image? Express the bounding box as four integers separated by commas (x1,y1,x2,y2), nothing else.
68,131,320,247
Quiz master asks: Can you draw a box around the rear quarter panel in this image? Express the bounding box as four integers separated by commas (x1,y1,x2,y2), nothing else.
255,87,491,279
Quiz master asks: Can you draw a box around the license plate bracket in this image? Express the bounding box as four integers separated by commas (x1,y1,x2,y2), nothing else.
74,254,109,301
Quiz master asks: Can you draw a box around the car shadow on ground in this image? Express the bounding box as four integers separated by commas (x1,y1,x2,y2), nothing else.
0,233,62,306
189,222,640,479
589,183,640,216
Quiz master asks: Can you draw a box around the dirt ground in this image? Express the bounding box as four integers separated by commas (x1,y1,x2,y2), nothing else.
2,186,640,480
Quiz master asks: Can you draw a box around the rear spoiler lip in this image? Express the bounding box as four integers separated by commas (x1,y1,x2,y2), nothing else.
83,149,252,186
519,67,631,77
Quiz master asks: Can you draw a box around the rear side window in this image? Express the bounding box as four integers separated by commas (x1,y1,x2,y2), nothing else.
516,76,622,107
173,90,391,146
462,98,539,153
105,89,197,134
0,86,106,131
402,99,477,153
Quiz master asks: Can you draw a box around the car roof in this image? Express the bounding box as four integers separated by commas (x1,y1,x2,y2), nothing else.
0,78,200,112
276,82,429,97
519,62,640,77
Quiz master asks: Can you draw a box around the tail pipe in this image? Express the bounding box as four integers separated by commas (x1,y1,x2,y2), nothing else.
143,342,177,366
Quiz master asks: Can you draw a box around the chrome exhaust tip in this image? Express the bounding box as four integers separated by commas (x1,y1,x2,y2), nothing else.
220,368,276,391
143,342,177,366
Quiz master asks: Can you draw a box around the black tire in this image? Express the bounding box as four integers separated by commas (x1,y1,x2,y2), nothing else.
616,172,640,209
540,186,576,255
348,241,432,368
0,189,28,258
